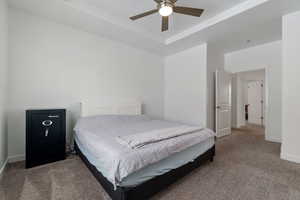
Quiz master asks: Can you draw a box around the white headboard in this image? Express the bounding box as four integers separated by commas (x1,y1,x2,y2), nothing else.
80,100,142,117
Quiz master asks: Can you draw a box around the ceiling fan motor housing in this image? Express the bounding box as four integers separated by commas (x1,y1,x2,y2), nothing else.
157,0,175,9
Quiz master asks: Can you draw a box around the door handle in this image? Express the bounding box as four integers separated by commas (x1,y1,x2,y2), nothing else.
216,106,221,109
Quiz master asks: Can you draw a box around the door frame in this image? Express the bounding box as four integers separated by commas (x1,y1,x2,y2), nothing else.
231,66,269,140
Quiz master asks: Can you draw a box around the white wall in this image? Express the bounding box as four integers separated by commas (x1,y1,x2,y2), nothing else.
231,74,238,127
164,44,207,126
0,0,8,171
236,76,247,127
225,41,282,143
281,11,300,164
8,9,164,158
164,43,224,130
231,74,247,128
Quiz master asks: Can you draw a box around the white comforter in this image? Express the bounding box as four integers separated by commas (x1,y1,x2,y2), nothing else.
116,125,203,149
74,115,215,188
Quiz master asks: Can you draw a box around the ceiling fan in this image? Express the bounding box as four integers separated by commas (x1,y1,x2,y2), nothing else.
130,0,204,32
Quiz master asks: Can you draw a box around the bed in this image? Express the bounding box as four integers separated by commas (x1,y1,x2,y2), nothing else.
74,101,215,200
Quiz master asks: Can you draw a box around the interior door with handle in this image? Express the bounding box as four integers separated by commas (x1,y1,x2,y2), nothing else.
247,81,264,125
215,70,232,137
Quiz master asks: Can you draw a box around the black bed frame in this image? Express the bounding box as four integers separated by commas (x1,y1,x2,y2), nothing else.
75,142,215,200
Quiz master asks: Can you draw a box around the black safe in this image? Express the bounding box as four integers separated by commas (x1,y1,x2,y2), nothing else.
26,109,66,168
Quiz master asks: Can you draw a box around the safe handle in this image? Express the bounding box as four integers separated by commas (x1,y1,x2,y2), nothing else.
45,129,49,137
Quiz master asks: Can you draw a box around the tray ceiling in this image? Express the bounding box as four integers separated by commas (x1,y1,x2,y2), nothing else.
8,0,300,55
78,0,249,38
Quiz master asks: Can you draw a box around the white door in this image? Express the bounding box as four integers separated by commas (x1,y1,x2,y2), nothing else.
215,70,232,137
248,81,263,125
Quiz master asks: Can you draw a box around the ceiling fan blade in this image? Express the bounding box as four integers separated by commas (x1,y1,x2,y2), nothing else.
162,16,169,32
130,9,158,20
173,6,204,17
155,0,177,3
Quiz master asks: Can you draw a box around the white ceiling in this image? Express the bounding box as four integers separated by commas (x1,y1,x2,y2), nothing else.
77,0,250,38
8,0,300,55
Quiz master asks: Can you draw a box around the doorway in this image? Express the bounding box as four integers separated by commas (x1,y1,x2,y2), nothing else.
231,69,266,134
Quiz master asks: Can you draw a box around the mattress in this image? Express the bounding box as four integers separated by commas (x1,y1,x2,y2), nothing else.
74,115,215,187
75,135,214,187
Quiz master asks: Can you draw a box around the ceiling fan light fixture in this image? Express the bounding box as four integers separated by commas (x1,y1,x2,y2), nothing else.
130,0,204,32
159,4,173,16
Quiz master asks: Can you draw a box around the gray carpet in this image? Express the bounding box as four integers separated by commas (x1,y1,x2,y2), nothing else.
1,126,300,200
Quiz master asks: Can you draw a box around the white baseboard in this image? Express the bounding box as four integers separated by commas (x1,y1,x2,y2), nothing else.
0,158,8,178
265,136,281,143
281,153,300,164
8,154,25,163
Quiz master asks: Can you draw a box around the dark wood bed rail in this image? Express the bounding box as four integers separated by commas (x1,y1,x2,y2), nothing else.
75,142,215,200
